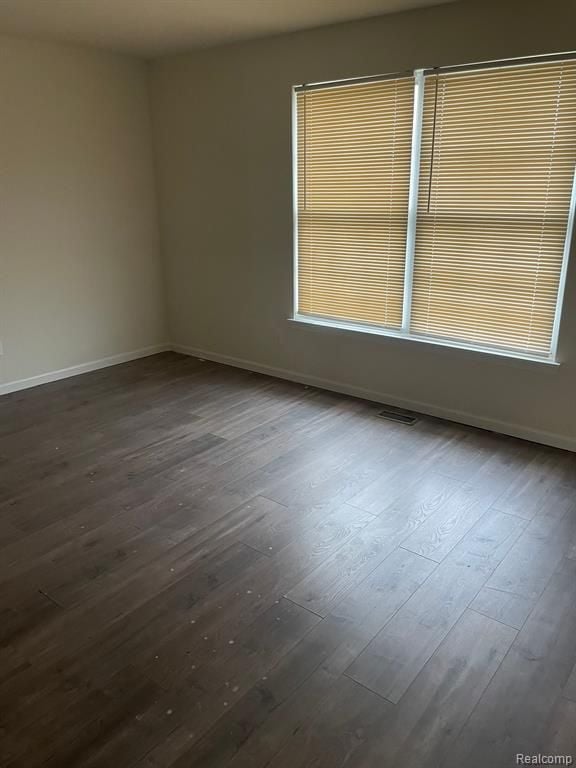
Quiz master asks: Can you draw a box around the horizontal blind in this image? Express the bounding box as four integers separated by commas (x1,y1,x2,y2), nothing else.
411,60,576,355
297,77,414,328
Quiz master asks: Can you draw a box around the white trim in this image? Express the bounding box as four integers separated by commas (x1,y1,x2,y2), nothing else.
402,69,424,332
1,339,571,450
290,314,559,366
0,344,170,397
291,86,299,317
295,70,413,93
172,343,575,452
550,163,576,359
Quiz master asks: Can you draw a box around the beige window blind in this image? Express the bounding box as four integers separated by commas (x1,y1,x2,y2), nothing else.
411,60,576,356
294,55,576,360
296,76,415,328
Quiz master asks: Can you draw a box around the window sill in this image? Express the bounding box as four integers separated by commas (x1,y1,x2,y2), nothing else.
289,314,560,366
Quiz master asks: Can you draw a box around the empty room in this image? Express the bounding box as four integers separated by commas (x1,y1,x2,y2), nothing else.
1,0,576,766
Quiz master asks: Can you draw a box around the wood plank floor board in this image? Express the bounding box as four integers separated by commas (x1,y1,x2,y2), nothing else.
537,696,576,758
137,613,354,768
442,566,576,768
0,373,216,502
31,667,162,768
27,500,367,700
192,393,341,469
43,507,259,614
328,546,437,629
1,353,574,768
144,404,375,533
0,421,215,537
5,540,264,690
482,486,576,609
141,504,374,691
262,675,391,768
400,482,492,563
62,599,320,768
0,588,64,649
423,430,496,482
68,541,266,683
351,608,517,768
345,453,440,516
285,472,462,617
564,661,576,702
183,403,397,506
399,442,538,564
492,449,574,520
197,550,435,768
345,508,526,702
469,586,536,630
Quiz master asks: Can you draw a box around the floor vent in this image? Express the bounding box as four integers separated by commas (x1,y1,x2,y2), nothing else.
376,405,418,425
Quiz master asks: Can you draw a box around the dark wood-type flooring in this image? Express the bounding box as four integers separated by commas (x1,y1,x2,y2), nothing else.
1,352,576,767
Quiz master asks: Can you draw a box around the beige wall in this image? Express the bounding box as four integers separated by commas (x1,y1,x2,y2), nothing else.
0,36,166,389
150,0,576,449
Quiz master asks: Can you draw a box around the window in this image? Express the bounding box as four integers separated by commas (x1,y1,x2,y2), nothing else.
296,76,414,328
293,56,576,361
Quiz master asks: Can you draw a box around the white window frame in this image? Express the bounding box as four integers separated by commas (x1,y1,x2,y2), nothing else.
291,53,576,365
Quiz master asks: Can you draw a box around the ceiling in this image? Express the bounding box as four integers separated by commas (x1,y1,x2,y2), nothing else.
0,0,457,57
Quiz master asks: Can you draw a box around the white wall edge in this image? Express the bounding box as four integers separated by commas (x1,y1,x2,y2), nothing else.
173,343,576,453
0,344,171,397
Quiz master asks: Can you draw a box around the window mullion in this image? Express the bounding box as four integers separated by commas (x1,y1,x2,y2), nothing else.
401,68,425,334
291,86,299,318
550,163,576,360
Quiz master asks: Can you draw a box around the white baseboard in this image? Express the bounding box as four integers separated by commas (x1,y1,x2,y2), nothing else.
1,340,572,452
173,343,576,453
0,344,171,397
